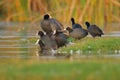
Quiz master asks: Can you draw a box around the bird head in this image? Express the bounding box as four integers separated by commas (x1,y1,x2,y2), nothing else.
44,14,50,20
85,21,90,28
66,27,73,32
85,21,90,26
38,31,44,36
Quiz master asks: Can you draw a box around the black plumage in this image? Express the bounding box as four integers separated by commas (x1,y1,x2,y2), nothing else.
37,31,58,51
40,14,64,36
54,31,68,48
40,14,53,36
85,21,104,38
71,18,82,29
66,27,88,39
50,18,64,31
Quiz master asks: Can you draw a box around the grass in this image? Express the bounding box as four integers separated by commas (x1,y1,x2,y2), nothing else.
59,37,120,55
0,58,120,80
0,37,120,80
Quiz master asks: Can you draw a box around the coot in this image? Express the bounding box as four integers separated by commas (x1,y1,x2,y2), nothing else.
85,21,104,38
36,31,58,51
66,27,88,39
40,14,64,36
40,14,53,36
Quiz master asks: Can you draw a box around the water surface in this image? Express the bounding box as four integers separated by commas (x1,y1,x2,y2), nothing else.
0,22,120,60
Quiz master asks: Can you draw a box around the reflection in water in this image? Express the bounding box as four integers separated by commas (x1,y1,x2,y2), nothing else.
0,22,120,59
0,22,38,59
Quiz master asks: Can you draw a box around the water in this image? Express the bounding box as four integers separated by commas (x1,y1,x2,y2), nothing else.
0,22,120,59
0,22,39,59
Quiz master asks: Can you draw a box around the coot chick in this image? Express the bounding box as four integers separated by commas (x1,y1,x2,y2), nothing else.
66,27,88,39
71,18,82,29
85,21,104,38
54,31,68,48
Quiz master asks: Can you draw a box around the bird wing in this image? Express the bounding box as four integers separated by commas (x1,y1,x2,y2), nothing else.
70,28,83,38
50,18,64,30
72,24,82,29
40,19,53,34
89,25,103,34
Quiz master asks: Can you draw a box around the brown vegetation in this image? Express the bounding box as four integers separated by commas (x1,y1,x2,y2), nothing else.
0,0,120,27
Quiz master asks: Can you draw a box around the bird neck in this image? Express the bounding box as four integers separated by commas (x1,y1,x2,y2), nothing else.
87,26,90,29
86,23,90,29
44,18,49,20
85,22,90,29
72,20,75,25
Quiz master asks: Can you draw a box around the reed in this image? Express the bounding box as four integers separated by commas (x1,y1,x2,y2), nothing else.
0,0,120,29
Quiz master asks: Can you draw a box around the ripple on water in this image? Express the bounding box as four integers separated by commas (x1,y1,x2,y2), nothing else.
0,22,120,59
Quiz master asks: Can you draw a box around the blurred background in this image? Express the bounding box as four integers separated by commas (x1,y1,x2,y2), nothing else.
0,0,120,32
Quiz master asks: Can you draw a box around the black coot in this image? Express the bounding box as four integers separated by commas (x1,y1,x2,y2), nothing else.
40,14,64,36
85,21,104,38
71,18,82,29
66,27,88,39
36,31,58,52
40,14,53,36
